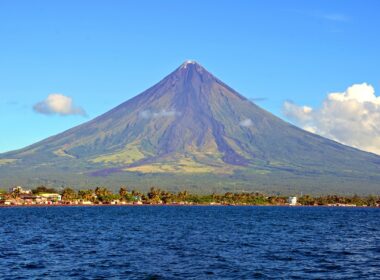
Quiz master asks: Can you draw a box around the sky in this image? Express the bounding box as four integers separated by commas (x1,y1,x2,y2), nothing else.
1,0,380,153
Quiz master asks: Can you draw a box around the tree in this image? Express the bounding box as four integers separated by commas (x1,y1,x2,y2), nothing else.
177,190,189,201
366,195,377,207
119,187,128,199
78,189,95,202
11,187,21,199
32,185,57,194
147,187,162,203
95,187,112,197
94,187,115,203
160,191,174,204
61,188,77,201
147,187,161,199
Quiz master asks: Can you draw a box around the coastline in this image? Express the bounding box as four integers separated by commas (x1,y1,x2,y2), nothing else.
1,203,378,208
2,186,379,208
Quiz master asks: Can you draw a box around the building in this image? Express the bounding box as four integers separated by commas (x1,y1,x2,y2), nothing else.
38,193,62,201
288,196,297,206
19,194,41,204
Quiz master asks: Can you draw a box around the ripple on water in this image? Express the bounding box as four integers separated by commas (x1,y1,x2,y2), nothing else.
0,206,379,279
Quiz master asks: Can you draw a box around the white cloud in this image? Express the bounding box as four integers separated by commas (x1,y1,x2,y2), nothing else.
139,109,180,119
283,102,313,123
33,94,86,116
283,83,380,155
240,118,253,127
139,110,151,119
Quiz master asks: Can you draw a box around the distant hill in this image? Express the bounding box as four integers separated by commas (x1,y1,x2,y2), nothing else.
1,61,380,194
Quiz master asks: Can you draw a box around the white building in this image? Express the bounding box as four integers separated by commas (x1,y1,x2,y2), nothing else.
288,196,297,206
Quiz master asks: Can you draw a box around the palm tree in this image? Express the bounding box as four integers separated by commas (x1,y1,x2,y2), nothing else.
95,187,111,197
78,189,95,202
11,187,21,199
119,187,128,199
61,188,77,201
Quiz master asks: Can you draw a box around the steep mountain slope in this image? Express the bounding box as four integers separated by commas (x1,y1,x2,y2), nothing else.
1,61,380,193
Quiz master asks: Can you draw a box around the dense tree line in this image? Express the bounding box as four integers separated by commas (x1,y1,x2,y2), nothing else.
58,186,380,206
2,185,379,206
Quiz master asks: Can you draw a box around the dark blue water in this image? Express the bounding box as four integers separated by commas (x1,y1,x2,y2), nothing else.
0,206,379,279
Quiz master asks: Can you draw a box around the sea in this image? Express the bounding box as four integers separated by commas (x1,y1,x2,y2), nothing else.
0,206,379,279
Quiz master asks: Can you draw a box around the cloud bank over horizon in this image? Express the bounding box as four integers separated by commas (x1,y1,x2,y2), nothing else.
33,94,86,116
283,83,380,155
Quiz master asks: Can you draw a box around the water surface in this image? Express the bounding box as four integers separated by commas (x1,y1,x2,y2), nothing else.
0,206,379,279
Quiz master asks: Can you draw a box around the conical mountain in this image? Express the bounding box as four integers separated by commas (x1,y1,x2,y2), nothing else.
1,61,380,193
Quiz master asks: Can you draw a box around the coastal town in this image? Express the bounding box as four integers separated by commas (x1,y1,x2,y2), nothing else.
0,185,379,207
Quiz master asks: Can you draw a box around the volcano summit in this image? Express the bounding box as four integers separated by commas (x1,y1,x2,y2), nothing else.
1,61,380,193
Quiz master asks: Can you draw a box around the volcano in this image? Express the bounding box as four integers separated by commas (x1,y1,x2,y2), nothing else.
1,61,380,194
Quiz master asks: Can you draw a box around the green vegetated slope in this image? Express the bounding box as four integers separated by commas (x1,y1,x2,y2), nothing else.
1,61,380,194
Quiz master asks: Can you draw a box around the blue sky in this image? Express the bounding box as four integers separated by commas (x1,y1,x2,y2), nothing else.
1,0,379,153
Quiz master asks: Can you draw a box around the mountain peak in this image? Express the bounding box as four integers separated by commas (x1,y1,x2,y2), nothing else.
181,60,199,68
178,60,207,73
174,60,215,83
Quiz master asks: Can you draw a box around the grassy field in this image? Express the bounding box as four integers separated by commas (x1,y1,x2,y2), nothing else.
0,162,379,195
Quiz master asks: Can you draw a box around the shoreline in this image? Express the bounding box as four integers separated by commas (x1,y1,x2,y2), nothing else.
1,203,378,209
3,187,378,208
